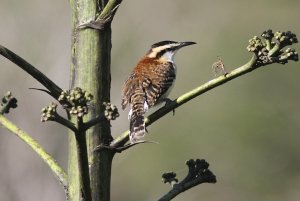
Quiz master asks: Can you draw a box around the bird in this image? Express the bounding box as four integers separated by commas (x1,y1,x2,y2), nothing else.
121,40,196,143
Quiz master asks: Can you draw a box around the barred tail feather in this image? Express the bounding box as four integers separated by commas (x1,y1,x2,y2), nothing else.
129,115,145,142
128,88,149,143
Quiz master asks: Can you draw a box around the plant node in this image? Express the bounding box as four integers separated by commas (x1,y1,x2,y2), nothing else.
247,30,298,67
103,102,119,120
41,102,58,122
58,87,93,118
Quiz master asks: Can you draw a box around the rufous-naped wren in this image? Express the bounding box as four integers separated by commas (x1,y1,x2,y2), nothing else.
122,40,196,143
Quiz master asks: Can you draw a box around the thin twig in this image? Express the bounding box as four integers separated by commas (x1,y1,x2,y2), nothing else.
82,113,107,131
82,102,119,131
0,115,68,195
0,45,63,100
41,102,78,132
54,114,78,132
75,118,92,201
97,0,122,24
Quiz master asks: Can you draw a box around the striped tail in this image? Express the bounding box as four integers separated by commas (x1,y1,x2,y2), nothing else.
130,114,145,142
129,89,148,143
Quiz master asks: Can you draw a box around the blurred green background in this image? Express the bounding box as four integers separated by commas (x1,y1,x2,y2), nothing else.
0,0,300,201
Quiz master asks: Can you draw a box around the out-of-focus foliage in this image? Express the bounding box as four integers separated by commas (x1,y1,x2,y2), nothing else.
0,0,299,201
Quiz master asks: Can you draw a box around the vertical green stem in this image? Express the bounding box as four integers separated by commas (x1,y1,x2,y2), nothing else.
87,27,115,201
69,0,114,201
68,131,80,201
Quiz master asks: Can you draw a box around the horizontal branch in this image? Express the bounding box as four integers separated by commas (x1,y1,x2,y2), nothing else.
0,45,63,100
0,115,68,190
111,55,257,147
41,102,78,132
82,113,107,131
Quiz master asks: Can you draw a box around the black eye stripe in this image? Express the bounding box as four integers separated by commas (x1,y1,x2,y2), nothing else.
156,48,173,58
151,41,177,48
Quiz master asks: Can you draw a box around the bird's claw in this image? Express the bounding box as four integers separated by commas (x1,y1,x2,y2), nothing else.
162,98,175,116
94,140,158,153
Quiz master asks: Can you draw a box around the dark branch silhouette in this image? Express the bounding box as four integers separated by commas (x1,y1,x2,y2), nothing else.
0,45,63,101
158,159,216,201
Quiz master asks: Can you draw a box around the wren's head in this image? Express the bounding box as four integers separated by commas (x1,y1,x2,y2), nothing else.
147,40,196,61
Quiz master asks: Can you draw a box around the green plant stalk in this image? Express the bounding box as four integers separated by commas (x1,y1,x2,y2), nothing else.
0,102,11,115
268,43,280,56
0,115,68,188
69,0,114,201
265,39,272,51
68,128,80,201
111,55,258,147
98,0,122,20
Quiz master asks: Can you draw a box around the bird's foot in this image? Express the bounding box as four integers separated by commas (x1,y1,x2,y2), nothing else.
94,140,158,153
162,98,175,116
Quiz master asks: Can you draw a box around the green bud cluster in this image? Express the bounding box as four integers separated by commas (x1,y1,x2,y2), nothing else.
162,172,178,184
161,159,216,189
41,102,57,122
58,87,93,118
70,105,88,118
274,31,298,47
247,30,298,66
183,159,215,183
278,48,299,64
261,29,274,40
247,36,265,52
103,102,119,120
1,91,18,114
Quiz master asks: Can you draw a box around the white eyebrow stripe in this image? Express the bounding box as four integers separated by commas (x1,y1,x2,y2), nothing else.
148,44,179,58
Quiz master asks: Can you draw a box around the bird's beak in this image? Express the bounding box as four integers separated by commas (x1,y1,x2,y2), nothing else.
178,41,196,48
